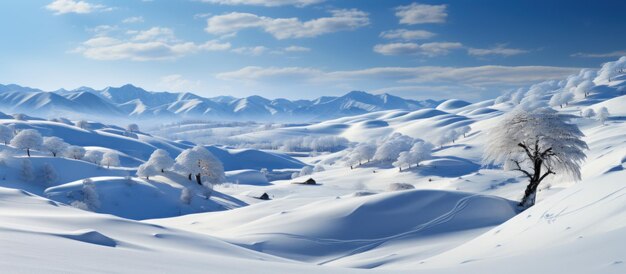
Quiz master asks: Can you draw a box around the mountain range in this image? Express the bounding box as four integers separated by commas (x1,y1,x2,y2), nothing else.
0,84,440,122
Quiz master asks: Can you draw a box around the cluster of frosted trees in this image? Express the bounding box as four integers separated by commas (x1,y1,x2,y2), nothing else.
494,58,625,112
582,107,611,125
136,146,225,189
280,136,349,152
1,126,121,168
343,132,440,172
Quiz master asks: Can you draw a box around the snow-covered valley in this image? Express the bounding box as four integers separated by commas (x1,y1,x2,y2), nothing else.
0,57,625,274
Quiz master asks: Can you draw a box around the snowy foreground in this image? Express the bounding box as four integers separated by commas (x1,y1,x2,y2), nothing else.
1,58,626,273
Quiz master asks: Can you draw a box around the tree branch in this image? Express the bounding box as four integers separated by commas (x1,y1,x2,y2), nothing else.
511,159,533,180
518,143,534,159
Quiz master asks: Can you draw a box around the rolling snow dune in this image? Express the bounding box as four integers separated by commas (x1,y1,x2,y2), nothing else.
155,189,518,264
0,187,361,274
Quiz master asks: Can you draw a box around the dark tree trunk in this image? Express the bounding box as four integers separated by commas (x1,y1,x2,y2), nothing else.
26,148,30,157
195,173,202,185
161,168,164,173
188,173,192,180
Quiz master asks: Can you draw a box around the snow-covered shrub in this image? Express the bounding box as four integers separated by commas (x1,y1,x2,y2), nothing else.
43,136,69,157
20,159,34,182
299,166,314,177
180,188,193,205
84,150,104,165
387,183,415,191
40,163,58,185
126,123,140,133
12,113,27,121
313,165,325,172
0,124,14,145
583,108,596,118
483,107,587,209
597,107,610,125
66,146,86,160
11,129,43,157
146,149,174,172
74,178,100,211
101,151,120,168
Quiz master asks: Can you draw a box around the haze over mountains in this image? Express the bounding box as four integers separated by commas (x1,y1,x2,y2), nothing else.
0,84,440,122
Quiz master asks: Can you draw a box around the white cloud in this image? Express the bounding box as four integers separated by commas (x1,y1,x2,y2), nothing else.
380,29,435,41
158,74,200,92
123,16,144,24
200,0,324,7
46,0,111,15
374,42,462,57
571,50,626,58
205,9,369,39
284,45,311,52
131,27,176,42
216,65,580,88
231,46,269,56
468,45,529,57
74,27,231,61
395,3,447,25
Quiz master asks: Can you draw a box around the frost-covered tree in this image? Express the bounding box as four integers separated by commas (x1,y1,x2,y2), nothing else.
137,163,158,180
352,143,377,165
20,159,34,182
457,126,471,138
374,133,414,162
435,129,462,148
299,166,314,177
582,108,596,118
84,150,104,165
393,151,411,171
574,80,594,98
75,120,89,130
75,178,100,212
595,56,626,83
483,107,587,209
101,151,120,168
597,107,610,125
313,165,325,172
0,124,14,145
174,146,225,186
11,129,43,157
66,146,86,160
43,136,69,157
180,187,193,205
147,149,174,172
126,123,140,133
40,163,58,185
393,141,433,171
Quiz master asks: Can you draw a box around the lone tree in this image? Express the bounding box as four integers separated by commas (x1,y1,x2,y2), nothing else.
11,129,43,157
484,107,587,209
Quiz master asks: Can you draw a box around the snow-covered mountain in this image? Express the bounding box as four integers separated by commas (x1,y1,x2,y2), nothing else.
0,83,439,122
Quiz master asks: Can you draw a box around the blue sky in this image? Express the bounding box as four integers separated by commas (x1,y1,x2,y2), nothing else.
0,0,625,101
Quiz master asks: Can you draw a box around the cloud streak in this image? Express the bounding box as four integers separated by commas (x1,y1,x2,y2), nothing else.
46,0,111,15
395,3,447,24
205,9,369,39
201,0,324,7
